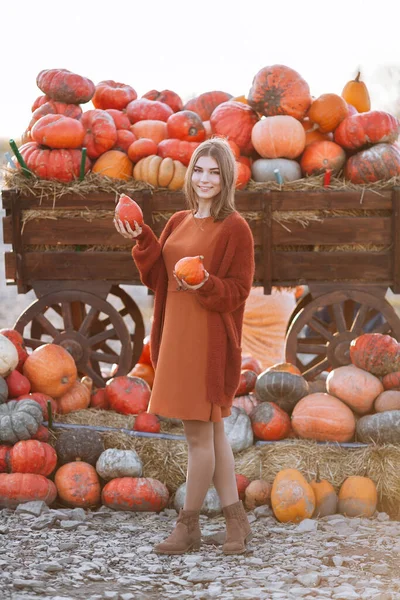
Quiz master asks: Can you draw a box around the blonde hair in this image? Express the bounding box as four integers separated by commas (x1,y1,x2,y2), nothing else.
183,138,237,220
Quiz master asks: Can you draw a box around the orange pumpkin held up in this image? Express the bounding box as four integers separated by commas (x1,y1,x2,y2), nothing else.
115,193,144,228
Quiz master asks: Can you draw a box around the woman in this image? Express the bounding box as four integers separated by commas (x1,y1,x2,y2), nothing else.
114,138,255,555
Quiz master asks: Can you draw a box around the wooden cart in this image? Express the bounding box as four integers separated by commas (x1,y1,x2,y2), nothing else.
2,186,400,386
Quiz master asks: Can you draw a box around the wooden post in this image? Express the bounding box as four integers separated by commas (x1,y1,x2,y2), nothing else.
261,192,272,295
391,187,400,293
10,189,27,294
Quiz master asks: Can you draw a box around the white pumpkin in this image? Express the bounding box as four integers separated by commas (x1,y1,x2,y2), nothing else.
326,364,383,415
174,482,221,517
251,158,302,183
223,406,254,452
0,334,18,378
96,448,143,481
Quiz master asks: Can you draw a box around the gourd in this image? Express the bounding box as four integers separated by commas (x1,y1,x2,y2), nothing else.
271,468,316,523
255,369,309,413
184,90,233,121
349,333,400,377
0,400,43,444
291,393,356,442
334,111,400,150
236,474,251,500
115,194,144,227
96,448,143,481
92,80,137,110
308,93,348,133
126,98,173,123
326,364,383,414
250,402,291,441
341,71,371,113
134,412,160,433
36,68,95,104
374,390,400,412
105,375,151,415
55,429,105,465
223,407,254,453
166,110,206,142
210,101,259,155
251,158,302,183
356,411,400,444
0,334,19,377
134,155,187,190
92,150,133,180
300,141,346,176
244,479,271,510
345,143,400,184
55,461,101,508
0,473,57,508
17,143,91,183
56,376,92,414
102,477,169,512
338,475,377,517
23,343,77,397
174,255,206,286
80,109,117,159
251,116,305,159
31,114,85,149
310,464,337,518
9,440,57,476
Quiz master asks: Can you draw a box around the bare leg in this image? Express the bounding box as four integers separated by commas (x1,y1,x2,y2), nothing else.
212,421,239,507
183,420,215,511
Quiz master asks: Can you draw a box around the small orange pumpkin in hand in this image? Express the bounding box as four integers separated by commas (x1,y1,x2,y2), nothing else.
115,193,143,228
174,255,206,286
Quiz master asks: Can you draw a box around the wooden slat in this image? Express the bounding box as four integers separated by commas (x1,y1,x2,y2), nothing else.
391,187,400,293
270,190,392,211
272,217,391,245
4,252,16,281
261,195,272,294
272,251,391,283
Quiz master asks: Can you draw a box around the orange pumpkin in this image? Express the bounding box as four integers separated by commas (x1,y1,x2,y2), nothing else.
142,89,183,113
334,111,400,150
36,68,95,104
166,110,205,142
128,363,155,388
130,120,168,144
244,479,271,510
235,370,257,396
90,388,110,410
134,412,160,433
338,475,377,517
56,376,92,414
92,80,137,110
341,72,371,113
350,332,400,376
235,161,251,189
126,98,173,123
28,101,82,133
81,109,117,159
31,114,85,149
16,392,57,420
102,476,169,511
382,370,400,391
128,138,158,163
0,473,57,508
265,362,301,375
241,355,263,375
5,369,30,397
300,141,346,176
271,468,315,523
301,119,333,146
174,255,206,286
250,402,291,441
92,150,133,180
251,116,306,159
374,390,400,412
184,90,233,121
310,464,337,518
326,365,383,415
232,393,260,415
115,193,144,227
106,375,151,415
105,109,131,130
9,440,57,476
23,343,77,397
291,393,356,442
17,143,91,183
345,143,400,184
113,130,137,153
55,461,101,508
308,93,348,133
157,139,200,166
210,101,259,156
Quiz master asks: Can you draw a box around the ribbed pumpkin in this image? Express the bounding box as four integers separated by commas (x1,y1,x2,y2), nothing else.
374,390,400,412
250,402,291,440
247,64,312,120
326,364,383,415
36,68,95,104
235,161,251,190
166,110,205,142
251,158,302,183
344,143,400,184
0,473,57,508
134,412,160,433
134,155,187,190
31,114,85,149
92,150,133,180
9,440,57,476
255,369,309,414
56,377,92,414
310,464,337,518
184,91,233,121
105,109,131,130
0,400,43,444
157,139,200,166
17,143,91,183
92,80,137,110
126,98,173,123
96,448,143,480
142,89,183,113
382,370,400,390
308,94,348,133
232,393,260,415
31,94,51,111
244,479,271,510
251,116,306,159
6,370,30,398
334,111,400,150
128,138,158,163
128,363,155,389
338,475,377,517
210,101,259,156
301,119,333,146
291,393,356,442
55,461,101,508
102,477,169,511
356,411,400,444
0,329,29,373
81,109,118,159
271,468,316,523
300,141,346,176
16,393,56,420
113,130,136,153
0,446,9,472
130,120,168,144
23,344,77,397
106,375,151,415
241,355,263,375
235,370,257,396
341,72,371,113
350,333,400,376
28,101,83,133
90,388,109,410
55,429,105,465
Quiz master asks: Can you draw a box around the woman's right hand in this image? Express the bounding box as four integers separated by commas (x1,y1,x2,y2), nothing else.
113,218,143,239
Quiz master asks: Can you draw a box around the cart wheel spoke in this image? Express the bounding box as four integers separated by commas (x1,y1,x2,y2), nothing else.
303,358,330,380
297,342,327,355
372,320,392,335
23,337,46,350
61,302,74,332
307,318,334,341
333,303,347,333
86,328,117,347
89,351,118,364
84,364,107,389
351,304,369,334
33,314,60,339
78,307,100,337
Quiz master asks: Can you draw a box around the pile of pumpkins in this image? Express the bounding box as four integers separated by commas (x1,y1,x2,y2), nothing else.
14,65,400,188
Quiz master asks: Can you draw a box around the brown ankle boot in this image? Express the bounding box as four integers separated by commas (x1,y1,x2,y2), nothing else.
154,509,201,555
222,500,253,555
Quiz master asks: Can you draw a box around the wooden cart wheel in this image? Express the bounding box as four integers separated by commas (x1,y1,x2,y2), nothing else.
29,285,145,370
14,290,133,388
286,292,312,333
285,289,400,380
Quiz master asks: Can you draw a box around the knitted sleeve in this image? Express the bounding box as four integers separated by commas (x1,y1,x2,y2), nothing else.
195,219,255,313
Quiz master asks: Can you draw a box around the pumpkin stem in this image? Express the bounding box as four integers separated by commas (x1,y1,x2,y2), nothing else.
9,139,32,178
79,147,87,181
355,71,361,83
47,400,53,431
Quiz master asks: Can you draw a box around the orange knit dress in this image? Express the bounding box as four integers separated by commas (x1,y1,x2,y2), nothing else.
147,212,231,422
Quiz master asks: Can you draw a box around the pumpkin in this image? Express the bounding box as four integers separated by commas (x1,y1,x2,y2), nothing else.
55,461,101,508
31,114,85,149
0,446,9,472
134,412,160,433
310,464,337,518
102,477,169,511
344,143,400,184
0,329,29,372
250,402,291,440
301,119,333,146
134,155,187,190
56,376,92,414
382,371,400,391
247,65,312,120
236,370,257,396
115,194,144,227
55,428,105,465
267,362,302,375
106,375,151,415
291,393,356,442
0,334,19,377
92,80,137,110
300,141,346,176
271,468,315,523
138,336,151,365
326,364,383,415
338,475,377,517
81,109,117,159
113,130,137,153
0,400,43,444
223,406,254,453
31,425,50,443
96,448,143,480
0,377,8,404
255,370,309,414
90,388,110,410
232,393,260,415
251,116,306,159
105,109,131,130
28,101,83,133
31,94,51,111
374,390,400,412
157,139,200,166
23,343,77,397
175,255,206,286
341,72,371,113
0,473,57,508
130,120,168,144
209,101,259,156
184,91,233,121
36,68,95,104
16,392,57,420
127,138,158,163
349,333,400,376
236,474,251,500
92,150,133,180
9,440,57,476
5,370,30,398
128,363,155,388
356,411,400,444
17,143,91,183
308,94,348,133
235,161,251,190
347,104,358,116
167,110,205,142
251,158,302,183
126,98,173,123
142,89,183,112
241,355,263,375
244,479,271,510
334,111,400,150
174,482,221,517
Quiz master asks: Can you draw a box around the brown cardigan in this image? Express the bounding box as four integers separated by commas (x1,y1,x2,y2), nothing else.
131,210,255,407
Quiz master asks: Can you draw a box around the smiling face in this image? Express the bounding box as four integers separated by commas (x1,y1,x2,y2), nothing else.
191,155,221,200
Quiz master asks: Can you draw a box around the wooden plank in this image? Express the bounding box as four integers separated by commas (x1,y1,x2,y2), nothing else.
272,216,391,245
272,251,391,283
270,190,392,211
9,190,28,293
261,194,272,294
4,252,16,281
391,187,400,293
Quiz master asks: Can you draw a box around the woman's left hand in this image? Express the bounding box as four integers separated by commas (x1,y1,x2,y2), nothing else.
173,270,209,291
